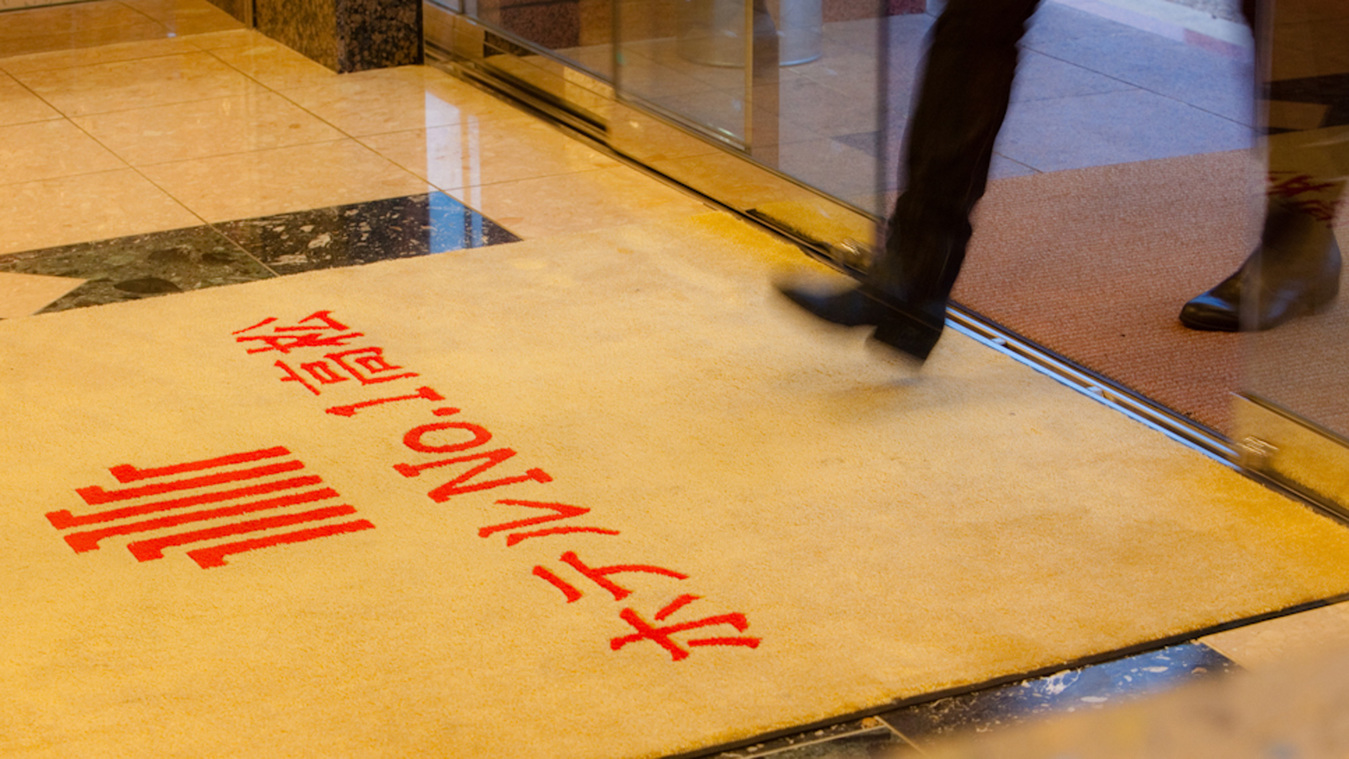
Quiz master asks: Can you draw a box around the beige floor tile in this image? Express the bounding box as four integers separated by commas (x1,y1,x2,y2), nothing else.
1201,602,1349,671
445,166,710,238
0,119,126,186
0,19,171,59
182,28,269,51
360,117,620,190
278,66,529,137
0,1,150,41
0,72,60,125
119,0,244,35
0,271,85,318
0,169,199,255
0,36,198,75
13,51,265,117
207,40,338,90
74,90,345,165
139,139,430,222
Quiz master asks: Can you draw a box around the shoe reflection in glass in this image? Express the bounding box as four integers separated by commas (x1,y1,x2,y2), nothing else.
777,0,1042,363
1179,0,1347,332
1181,197,1343,332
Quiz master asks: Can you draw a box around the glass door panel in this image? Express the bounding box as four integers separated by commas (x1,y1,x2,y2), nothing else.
1236,0,1349,512
612,0,890,257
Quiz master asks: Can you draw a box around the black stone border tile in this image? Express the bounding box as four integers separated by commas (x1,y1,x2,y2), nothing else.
0,192,520,316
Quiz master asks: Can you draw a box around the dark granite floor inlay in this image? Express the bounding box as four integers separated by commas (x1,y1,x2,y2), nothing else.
215,192,520,275
0,192,520,317
878,642,1237,745
0,226,275,314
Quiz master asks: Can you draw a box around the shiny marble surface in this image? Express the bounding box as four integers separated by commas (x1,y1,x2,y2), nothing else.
0,0,243,59
0,119,126,185
0,72,60,125
0,170,200,255
0,191,517,313
120,0,244,35
12,51,266,117
0,271,86,318
360,116,622,190
332,0,420,72
0,37,199,75
254,0,338,70
73,91,345,166
138,139,430,222
214,192,519,274
446,165,711,239
278,66,528,136
205,39,340,90
0,225,271,312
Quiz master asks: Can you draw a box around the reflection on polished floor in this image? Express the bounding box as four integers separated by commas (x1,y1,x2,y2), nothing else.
4,1,1349,757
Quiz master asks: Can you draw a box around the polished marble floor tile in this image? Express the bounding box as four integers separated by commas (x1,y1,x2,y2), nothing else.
13,51,266,117
0,118,127,185
119,0,244,36
73,90,345,165
138,139,430,222
0,1,150,41
183,28,271,51
360,117,621,190
0,169,199,255
206,40,339,90
877,643,1236,747
0,2,172,60
214,192,519,274
0,71,61,125
445,165,710,238
277,66,529,137
1201,601,1349,671
0,224,272,313
0,270,85,318
0,36,198,75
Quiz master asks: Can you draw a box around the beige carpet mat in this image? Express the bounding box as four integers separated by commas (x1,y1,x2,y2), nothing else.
4,213,1349,758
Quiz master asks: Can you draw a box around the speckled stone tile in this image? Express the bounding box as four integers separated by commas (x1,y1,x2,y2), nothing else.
213,192,520,274
878,643,1237,746
708,718,916,758
0,226,274,314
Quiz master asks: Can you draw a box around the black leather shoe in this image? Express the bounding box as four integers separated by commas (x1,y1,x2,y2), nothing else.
777,283,894,327
1182,201,1342,331
1180,246,1340,332
776,282,944,362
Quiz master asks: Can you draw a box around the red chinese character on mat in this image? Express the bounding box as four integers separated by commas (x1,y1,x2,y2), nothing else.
1286,199,1340,224
478,499,621,547
533,550,687,603
610,594,761,661
325,347,418,385
272,347,418,395
1268,172,1338,199
50,447,375,570
233,310,364,355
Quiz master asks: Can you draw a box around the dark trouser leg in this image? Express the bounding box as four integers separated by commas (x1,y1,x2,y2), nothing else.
776,0,1039,361
873,0,1041,334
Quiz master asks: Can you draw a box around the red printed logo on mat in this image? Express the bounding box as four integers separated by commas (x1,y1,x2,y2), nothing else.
223,308,762,660
47,447,374,569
